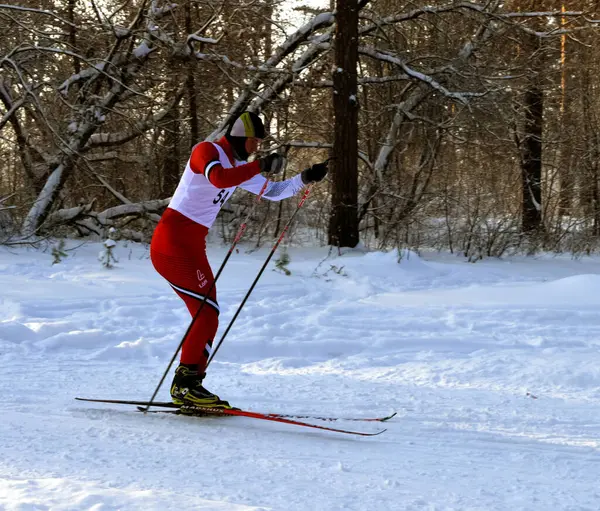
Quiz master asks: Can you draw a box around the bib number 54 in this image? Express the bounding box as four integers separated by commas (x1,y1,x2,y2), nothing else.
213,189,230,205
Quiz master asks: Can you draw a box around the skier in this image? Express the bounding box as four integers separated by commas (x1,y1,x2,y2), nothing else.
150,112,329,409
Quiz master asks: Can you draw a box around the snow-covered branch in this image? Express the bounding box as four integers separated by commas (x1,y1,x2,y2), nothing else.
209,12,335,140
0,4,76,27
85,86,185,149
96,199,169,224
84,152,144,164
501,11,583,19
22,163,67,235
10,48,143,98
151,2,177,17
188,35,220,46
359,47,474,104
360,3,584,37
374,89,428,183
293,74,411,88
44,203,94,225
360,2,487,36
0,193,15,212
58,62,110,94
194,52,290,74
44,199,169,232
287,140,332,149
284,141,371,167
249,33,333,114
0,90,25,132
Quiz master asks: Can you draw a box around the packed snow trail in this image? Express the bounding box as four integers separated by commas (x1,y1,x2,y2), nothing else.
1,243,600,510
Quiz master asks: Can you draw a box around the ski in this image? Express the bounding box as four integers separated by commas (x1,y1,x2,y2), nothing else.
76,397,179,408
136,406,386,437
75,397,396,423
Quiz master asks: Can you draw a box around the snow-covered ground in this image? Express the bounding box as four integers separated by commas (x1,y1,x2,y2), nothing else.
1,241,600,510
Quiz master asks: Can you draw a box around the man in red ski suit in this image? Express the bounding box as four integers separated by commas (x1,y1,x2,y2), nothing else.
150,112,328,409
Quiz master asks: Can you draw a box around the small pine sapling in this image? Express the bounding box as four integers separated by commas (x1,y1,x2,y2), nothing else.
51,239,68,265
329,264,346,276
99,227,119,268
274,246,291,275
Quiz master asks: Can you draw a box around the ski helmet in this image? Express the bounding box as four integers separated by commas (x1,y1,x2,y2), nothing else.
226,112,265,160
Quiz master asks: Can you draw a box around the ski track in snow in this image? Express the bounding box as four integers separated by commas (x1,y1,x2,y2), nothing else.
1,243,600,510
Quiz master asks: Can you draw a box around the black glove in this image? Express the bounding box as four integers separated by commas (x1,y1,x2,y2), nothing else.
259,153,286,174
301,160,329,185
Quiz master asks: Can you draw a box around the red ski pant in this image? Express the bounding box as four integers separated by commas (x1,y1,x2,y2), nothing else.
150,208,218,372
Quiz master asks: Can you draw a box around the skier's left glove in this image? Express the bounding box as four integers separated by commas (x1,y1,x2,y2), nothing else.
260,153,286,175
301,160,329,185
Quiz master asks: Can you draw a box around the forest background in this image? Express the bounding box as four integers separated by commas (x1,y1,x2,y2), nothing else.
2,0,600,260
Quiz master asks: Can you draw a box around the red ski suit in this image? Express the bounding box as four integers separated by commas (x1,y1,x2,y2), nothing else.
150,136,303,371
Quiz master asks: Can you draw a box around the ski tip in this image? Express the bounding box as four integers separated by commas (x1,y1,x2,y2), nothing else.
381,412,397,422
371,428,387,436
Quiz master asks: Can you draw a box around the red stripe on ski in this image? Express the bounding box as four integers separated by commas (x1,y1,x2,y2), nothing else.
138,406,386,436
270,411,397,423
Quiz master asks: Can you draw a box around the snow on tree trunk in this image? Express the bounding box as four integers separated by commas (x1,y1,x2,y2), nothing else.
22,163,67,237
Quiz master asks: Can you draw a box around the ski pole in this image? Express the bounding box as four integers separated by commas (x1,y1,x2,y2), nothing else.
142,174,274,413
206,185,313,369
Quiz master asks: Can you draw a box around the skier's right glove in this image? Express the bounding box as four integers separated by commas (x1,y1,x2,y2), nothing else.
259,153,286,175
301,160,329,184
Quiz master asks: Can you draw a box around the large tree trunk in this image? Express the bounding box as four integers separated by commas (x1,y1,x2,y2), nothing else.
328,0,360,248
521,85,544,234
519,14,546,235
